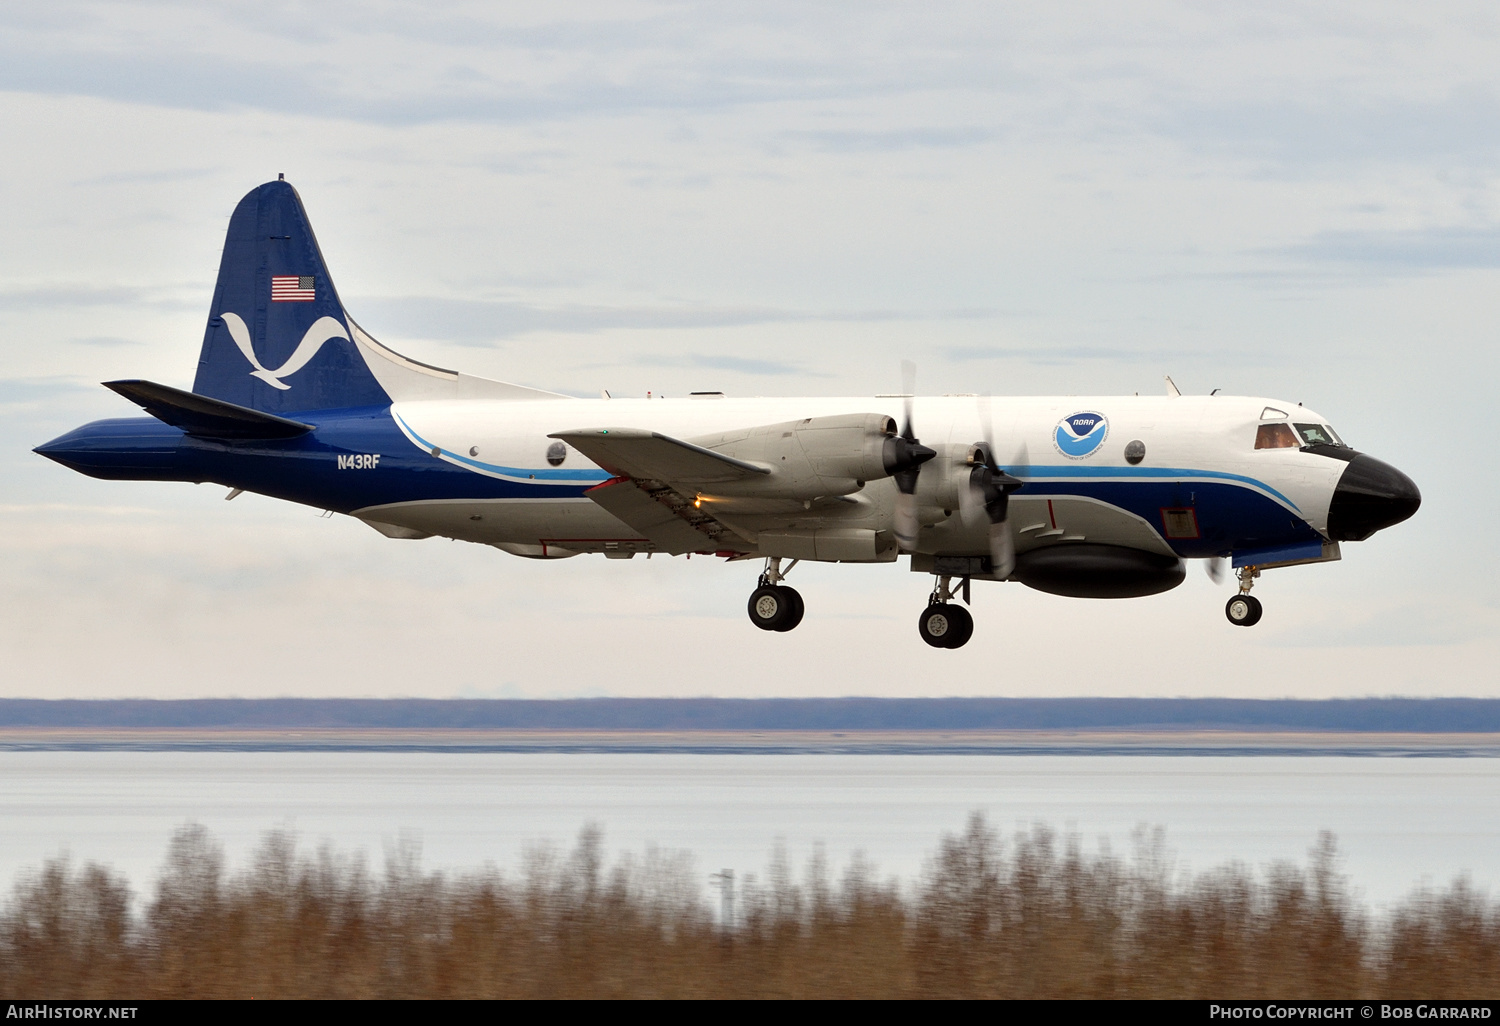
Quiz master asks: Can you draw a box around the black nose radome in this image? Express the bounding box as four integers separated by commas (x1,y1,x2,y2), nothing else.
1326,454,1420,541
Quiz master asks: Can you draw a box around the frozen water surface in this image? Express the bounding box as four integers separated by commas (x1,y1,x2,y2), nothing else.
1,752,1496,906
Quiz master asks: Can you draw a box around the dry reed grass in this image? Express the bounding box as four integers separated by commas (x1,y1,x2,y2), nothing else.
2,815,1495,998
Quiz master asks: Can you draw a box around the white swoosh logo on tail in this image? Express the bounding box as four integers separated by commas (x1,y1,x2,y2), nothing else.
220,311,351,390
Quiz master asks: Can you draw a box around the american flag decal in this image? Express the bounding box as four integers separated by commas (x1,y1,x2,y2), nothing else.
271,275,316,302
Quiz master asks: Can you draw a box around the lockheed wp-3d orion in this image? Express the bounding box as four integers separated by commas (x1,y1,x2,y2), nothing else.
36,179,1421,648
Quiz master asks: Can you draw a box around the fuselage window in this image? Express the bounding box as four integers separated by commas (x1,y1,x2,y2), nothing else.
1255,423,1299,449
1294,423,1341,446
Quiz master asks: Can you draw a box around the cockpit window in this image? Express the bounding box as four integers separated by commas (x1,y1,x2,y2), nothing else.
1294,423,1343,446
1255,423,1299,449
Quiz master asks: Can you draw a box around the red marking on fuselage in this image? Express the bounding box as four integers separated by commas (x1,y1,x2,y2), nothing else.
584,476,631,495
1047,499,1057,529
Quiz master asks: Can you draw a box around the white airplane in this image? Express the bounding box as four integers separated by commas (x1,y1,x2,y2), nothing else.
36,179,1421,648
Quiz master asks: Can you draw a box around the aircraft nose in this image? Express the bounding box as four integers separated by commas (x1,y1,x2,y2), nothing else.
1326,454,1421,541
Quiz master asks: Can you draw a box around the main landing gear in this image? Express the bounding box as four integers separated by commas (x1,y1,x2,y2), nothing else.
747,557,804,632
1225,565,1263,627
919,575,974,649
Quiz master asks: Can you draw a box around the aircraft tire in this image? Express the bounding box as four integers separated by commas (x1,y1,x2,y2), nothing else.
1225,594,1263,627
749,586,793,631
942,605,974,648
774,587,805,632
918,604,960,648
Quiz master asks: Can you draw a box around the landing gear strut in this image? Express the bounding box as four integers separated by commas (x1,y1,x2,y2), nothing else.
919,575,974,649
747,557,804,632
1225,565,1263,627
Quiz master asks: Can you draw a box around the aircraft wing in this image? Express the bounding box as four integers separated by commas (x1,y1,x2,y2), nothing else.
547,428,769,485
582,477,739,554
549,428,766,555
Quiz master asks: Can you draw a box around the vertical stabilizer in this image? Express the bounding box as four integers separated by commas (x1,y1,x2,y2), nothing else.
193,180,390,413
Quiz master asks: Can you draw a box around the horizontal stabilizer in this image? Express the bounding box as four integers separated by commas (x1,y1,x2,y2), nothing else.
548,428,769,485
104,379,314,439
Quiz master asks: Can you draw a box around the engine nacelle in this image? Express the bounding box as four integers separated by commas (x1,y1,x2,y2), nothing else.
757,527,900,563
689,413,898,500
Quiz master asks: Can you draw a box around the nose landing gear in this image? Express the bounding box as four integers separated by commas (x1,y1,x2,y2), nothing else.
1225,566,1263,627
747,557,804,632
919,575,974,649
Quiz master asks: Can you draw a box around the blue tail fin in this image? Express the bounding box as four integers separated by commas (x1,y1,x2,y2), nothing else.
192,180,390,413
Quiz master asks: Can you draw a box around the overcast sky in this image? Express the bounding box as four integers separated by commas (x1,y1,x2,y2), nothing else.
2,1,1496,699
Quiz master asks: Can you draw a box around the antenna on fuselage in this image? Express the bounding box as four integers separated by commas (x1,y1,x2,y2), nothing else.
1164,375,1182,397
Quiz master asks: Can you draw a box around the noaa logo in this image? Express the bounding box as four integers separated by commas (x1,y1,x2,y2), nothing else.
220,311,350,390
1054,411,1108,459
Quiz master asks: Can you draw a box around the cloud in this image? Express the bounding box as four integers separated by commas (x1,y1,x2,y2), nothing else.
351,296,993,345
946,344,1208,366
1147,269,1379,292
4,2,1497,179
0,6,966,127
72,167,220,187
1277,227,1500,271
0,378,98,404
634,353,814,377
779,127,1000,153
353,297,798,343
0,284,198,311
69,336,143,347
1157,89,1500,169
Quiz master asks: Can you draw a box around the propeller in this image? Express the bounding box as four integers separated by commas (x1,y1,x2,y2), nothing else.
1205,556,1228,585
961,395,1025,579
886,361,936,550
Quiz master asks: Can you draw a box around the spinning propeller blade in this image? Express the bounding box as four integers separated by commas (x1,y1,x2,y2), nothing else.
964,395,1023,578
1205,556,1228,585
989,520,1016,580
901,360,916,432
961,396,992,528
888,361,935,551
893,492,920,551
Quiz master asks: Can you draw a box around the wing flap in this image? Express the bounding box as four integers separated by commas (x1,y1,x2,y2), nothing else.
583,478,724,555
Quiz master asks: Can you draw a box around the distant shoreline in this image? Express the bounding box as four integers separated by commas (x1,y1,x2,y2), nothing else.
1,697,1498,734
2,727,1499,756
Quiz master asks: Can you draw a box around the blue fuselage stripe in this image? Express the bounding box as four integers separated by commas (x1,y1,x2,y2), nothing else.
1005,464,1299,511
391,410,610,483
